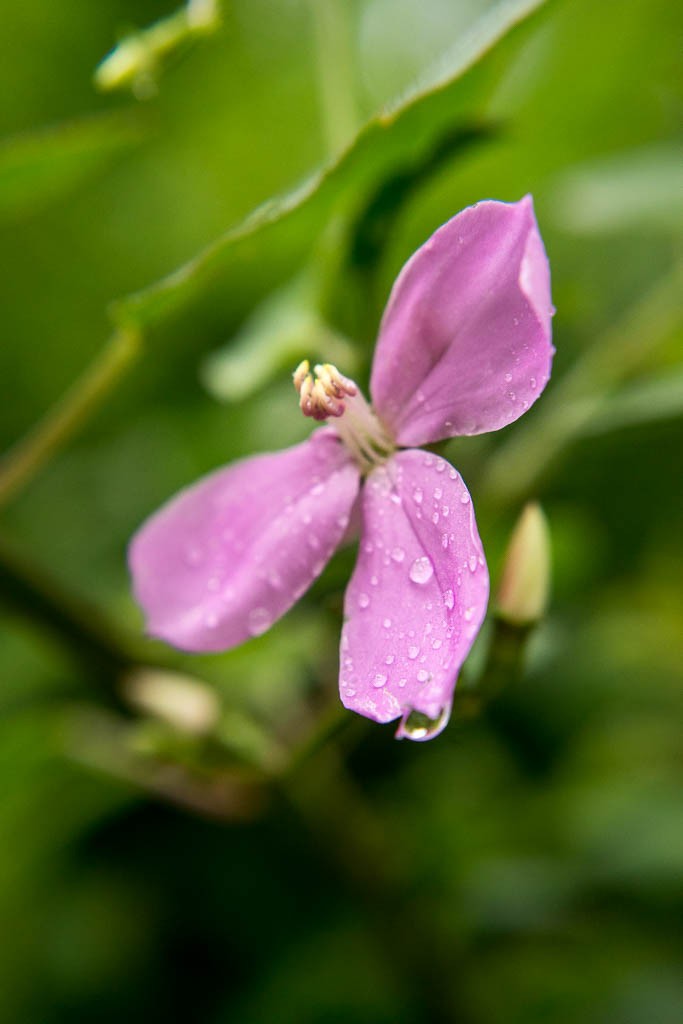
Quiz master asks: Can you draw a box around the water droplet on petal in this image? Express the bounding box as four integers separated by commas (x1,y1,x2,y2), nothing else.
385,654,395,665
417,669,430,683
409,556,434,585
530,376,537,389
504,372,512,383
398,678,408,688
413,487,423,505
408,645,419,660
432,511,440,525
468,555,478,572
391,547,405,563
432,638,442,650
444,589,454,610
435,461,446,474
248,606,272,636
358,592,370,609
373,673,387,688
383,618,392,629
204,611,218,628
460,492,470,504
310,482,324,496
464,606,475,622
185,544,203,567
370,575,379,587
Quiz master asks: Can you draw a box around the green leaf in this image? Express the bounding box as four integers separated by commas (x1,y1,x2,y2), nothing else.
0,113,144,221
111,0,548,329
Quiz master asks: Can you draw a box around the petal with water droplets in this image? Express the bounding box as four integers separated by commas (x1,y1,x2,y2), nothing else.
370,197,554,446
340,450,489,737
130,429,360,652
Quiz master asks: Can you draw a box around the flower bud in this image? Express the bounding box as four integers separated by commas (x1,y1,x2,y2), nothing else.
495,502,551,626
123,668,220,735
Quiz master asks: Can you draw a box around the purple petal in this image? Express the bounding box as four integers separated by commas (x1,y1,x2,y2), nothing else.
129,430,360,652
340,450,489,738
370,196,554,447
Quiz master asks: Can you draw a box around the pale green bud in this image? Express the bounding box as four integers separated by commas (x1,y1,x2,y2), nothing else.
495,502,551,626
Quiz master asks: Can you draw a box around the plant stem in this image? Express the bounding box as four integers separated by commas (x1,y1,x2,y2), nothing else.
0,326,141,509
309,0,360,156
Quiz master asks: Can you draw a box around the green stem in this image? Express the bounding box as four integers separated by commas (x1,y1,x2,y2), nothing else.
309,0,360,155
0,327,141,509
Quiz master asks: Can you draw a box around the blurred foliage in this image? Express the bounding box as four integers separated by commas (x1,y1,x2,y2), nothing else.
0,0,681,1022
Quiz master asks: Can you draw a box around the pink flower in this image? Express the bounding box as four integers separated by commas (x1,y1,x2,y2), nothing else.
130,197,554,740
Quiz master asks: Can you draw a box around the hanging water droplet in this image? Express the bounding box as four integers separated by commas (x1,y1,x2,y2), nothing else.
247,606,272,636
408,645,419,660
398,705,451,741
358,592,370,609
409,556,434,584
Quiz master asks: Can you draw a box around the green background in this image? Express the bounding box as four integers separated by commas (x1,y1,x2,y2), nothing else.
0,1,681,1021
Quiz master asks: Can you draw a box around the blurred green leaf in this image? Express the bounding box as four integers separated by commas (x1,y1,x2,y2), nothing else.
0,114,144,221
111,0,547,328
550,144,683,234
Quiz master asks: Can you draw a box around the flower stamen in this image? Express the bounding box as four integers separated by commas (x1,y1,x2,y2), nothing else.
293,359,394,472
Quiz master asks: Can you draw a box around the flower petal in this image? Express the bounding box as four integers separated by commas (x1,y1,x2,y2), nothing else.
370,196,554,446
129,430,360,652
340,450,489,737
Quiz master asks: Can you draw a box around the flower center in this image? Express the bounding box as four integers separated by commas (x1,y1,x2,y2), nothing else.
293,360,394,472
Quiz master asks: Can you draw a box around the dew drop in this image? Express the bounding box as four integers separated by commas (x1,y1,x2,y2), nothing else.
373,673,387,688
464,606,475,622
435,461,446,474
184,544,203,567
370,575,379,586
441,505,450,517
409,556,434,585
507,391,516,401
468,554,478,572
398,678,408,688
358,592,370,609
432,638,442,650
460,492,470,504
413,487,423,505
382,617,392,629
441,533,449,550
408,645,419,660
504,372,512,383
391,547,405,563
530,376,537,389
385,654,395,665
444,589,455,610
434,487,443,500
432,511,440,525
417,669,430,683
398,706,450,741
247,606,272,636
449,467,458,480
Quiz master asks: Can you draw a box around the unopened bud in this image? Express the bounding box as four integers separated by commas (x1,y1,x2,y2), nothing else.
495,503,551,626
123,668,220,735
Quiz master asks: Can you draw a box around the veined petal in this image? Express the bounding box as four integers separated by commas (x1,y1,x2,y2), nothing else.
340,450,489,737
129,430,360,652
370,196,554,446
